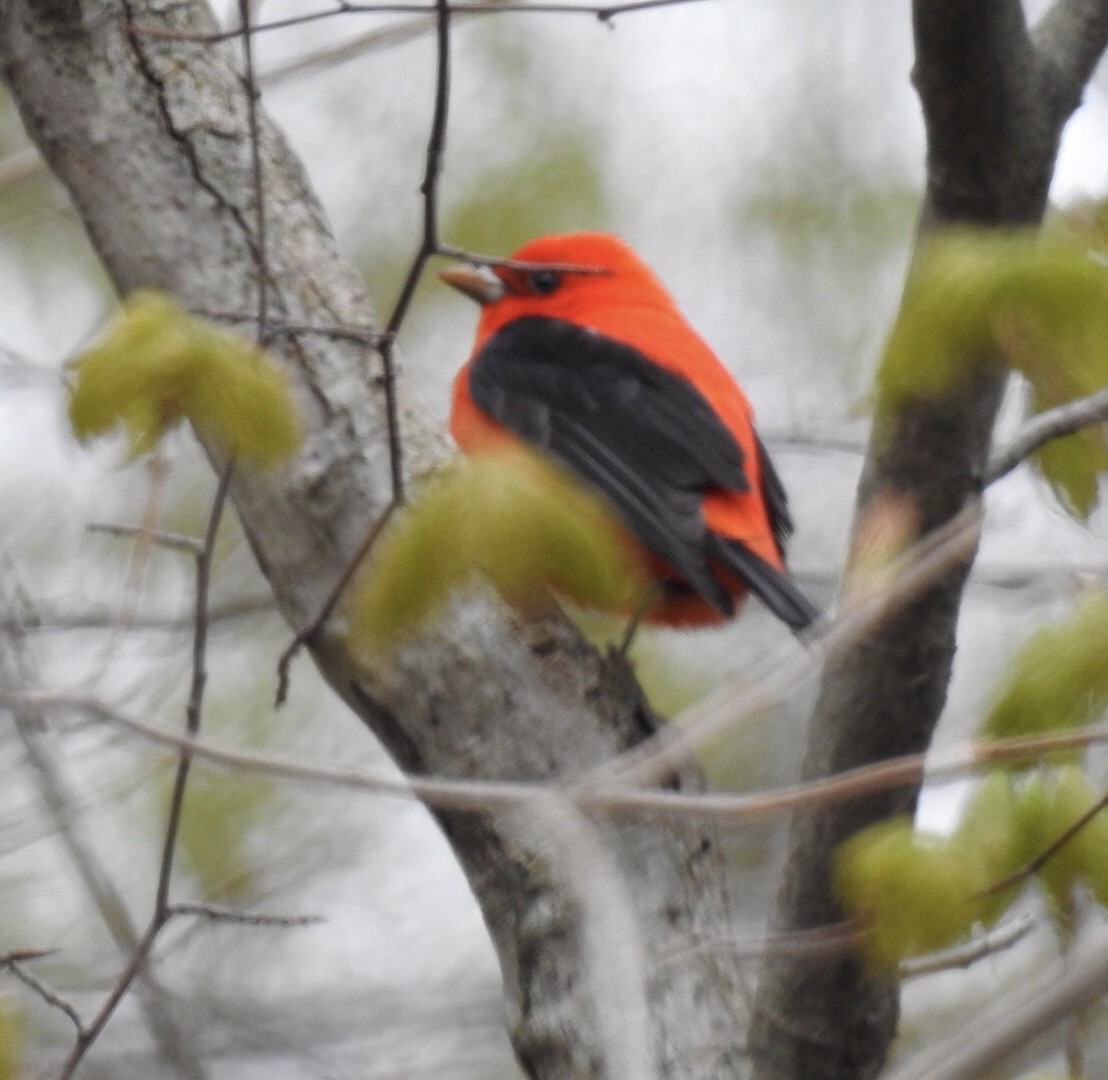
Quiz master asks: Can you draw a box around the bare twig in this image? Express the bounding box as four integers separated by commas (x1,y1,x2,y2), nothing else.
899,911,1039,979
193,308,380,345
88,522,203,556
59,921,163,1079
1,595,275,634
654,922,863,969
239,0,270,344
798,561,1108,595
260,16,437,83
82,454,175,689
378,0,453,503
596,500,983,790
887,926,1108,1080
978,789,1108,899
167,902,325,928
0,573,204,1079
274,501,396,705
1,951,83,1032
435,243,613,274
986,383,1108,484
22,688,1108,827
58,462,235,1078
54,18,282,1064
157,462,234,911
606,384,1108,793
124,0,712,45
5,470,1106,829
274,0,452,701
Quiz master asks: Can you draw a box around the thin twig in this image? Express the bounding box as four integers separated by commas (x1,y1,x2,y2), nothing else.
274,0,453,702
886,926,1108,1080
24,688,1108,827
59,921,162,1077
193,308,380,345
0,574,203,1079
0,948,56,963
155,462,235,913
167,902,325,928
798,561,1107,595
1,595,275,634
653,921,863,969
435,243,613,274
239,0,270,343
56,18,277,1063
1,951,83,1032
274,502,397,705
57,462,235,1079
899,911,1039,978
602,383,1108,791
124,0,711,44
260,16,436,82
377,0,453,502
6,469,1106,826
978,789,1108,898
594,500,984,790
87,522,203,556
986,383,1108,484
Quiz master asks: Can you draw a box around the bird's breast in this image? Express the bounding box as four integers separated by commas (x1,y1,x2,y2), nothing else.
449,362,516,454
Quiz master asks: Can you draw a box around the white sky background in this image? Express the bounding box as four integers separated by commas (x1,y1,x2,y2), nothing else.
2,0,1108,1074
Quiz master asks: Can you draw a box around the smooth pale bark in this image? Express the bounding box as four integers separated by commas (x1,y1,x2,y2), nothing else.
749,1,1108,1077
0,1,748,1076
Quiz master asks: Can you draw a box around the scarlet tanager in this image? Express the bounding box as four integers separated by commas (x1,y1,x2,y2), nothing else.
442,232,819,632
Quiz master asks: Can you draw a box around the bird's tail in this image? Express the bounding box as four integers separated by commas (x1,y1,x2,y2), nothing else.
707,534,821,633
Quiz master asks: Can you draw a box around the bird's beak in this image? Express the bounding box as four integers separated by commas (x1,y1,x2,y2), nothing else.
438,264,505,305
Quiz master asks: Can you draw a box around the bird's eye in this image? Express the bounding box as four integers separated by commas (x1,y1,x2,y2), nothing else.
528,269,562,295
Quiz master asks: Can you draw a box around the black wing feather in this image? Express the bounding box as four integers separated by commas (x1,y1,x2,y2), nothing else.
469,315,816,625
706,535,819,631
755,433,794,558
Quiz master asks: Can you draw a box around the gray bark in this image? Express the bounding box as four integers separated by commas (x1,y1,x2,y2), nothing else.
0,0,747,1076
749,2,1108,1078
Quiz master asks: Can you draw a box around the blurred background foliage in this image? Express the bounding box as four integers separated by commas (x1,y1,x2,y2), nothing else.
1,0,1107,1076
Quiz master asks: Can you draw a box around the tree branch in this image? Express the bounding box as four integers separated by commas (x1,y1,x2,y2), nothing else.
1032,0,1108,117
887,926,1108,1080
750,1,1108,1076
0,590,206,1077
57,462,234,1078
0,1,747,1075
18,687,1108,845
986,383,1108,483
0,595,276,634
898,911,1038,980
2,951,84,1033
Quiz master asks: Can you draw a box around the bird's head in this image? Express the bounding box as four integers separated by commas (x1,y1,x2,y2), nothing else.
440,233,678,349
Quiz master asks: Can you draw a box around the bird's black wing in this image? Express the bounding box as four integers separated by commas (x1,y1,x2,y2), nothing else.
705,536,820,631
468,315,750,615
708,433,819,631
755,433,794,558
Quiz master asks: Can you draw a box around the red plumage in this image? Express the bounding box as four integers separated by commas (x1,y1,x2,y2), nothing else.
443,233,817,631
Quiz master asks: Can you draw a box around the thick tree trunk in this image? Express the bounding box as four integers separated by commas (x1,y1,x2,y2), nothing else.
749,1,1108,1077
0,1,747,1075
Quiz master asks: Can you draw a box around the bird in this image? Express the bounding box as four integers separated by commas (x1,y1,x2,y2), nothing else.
440,232,819,633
